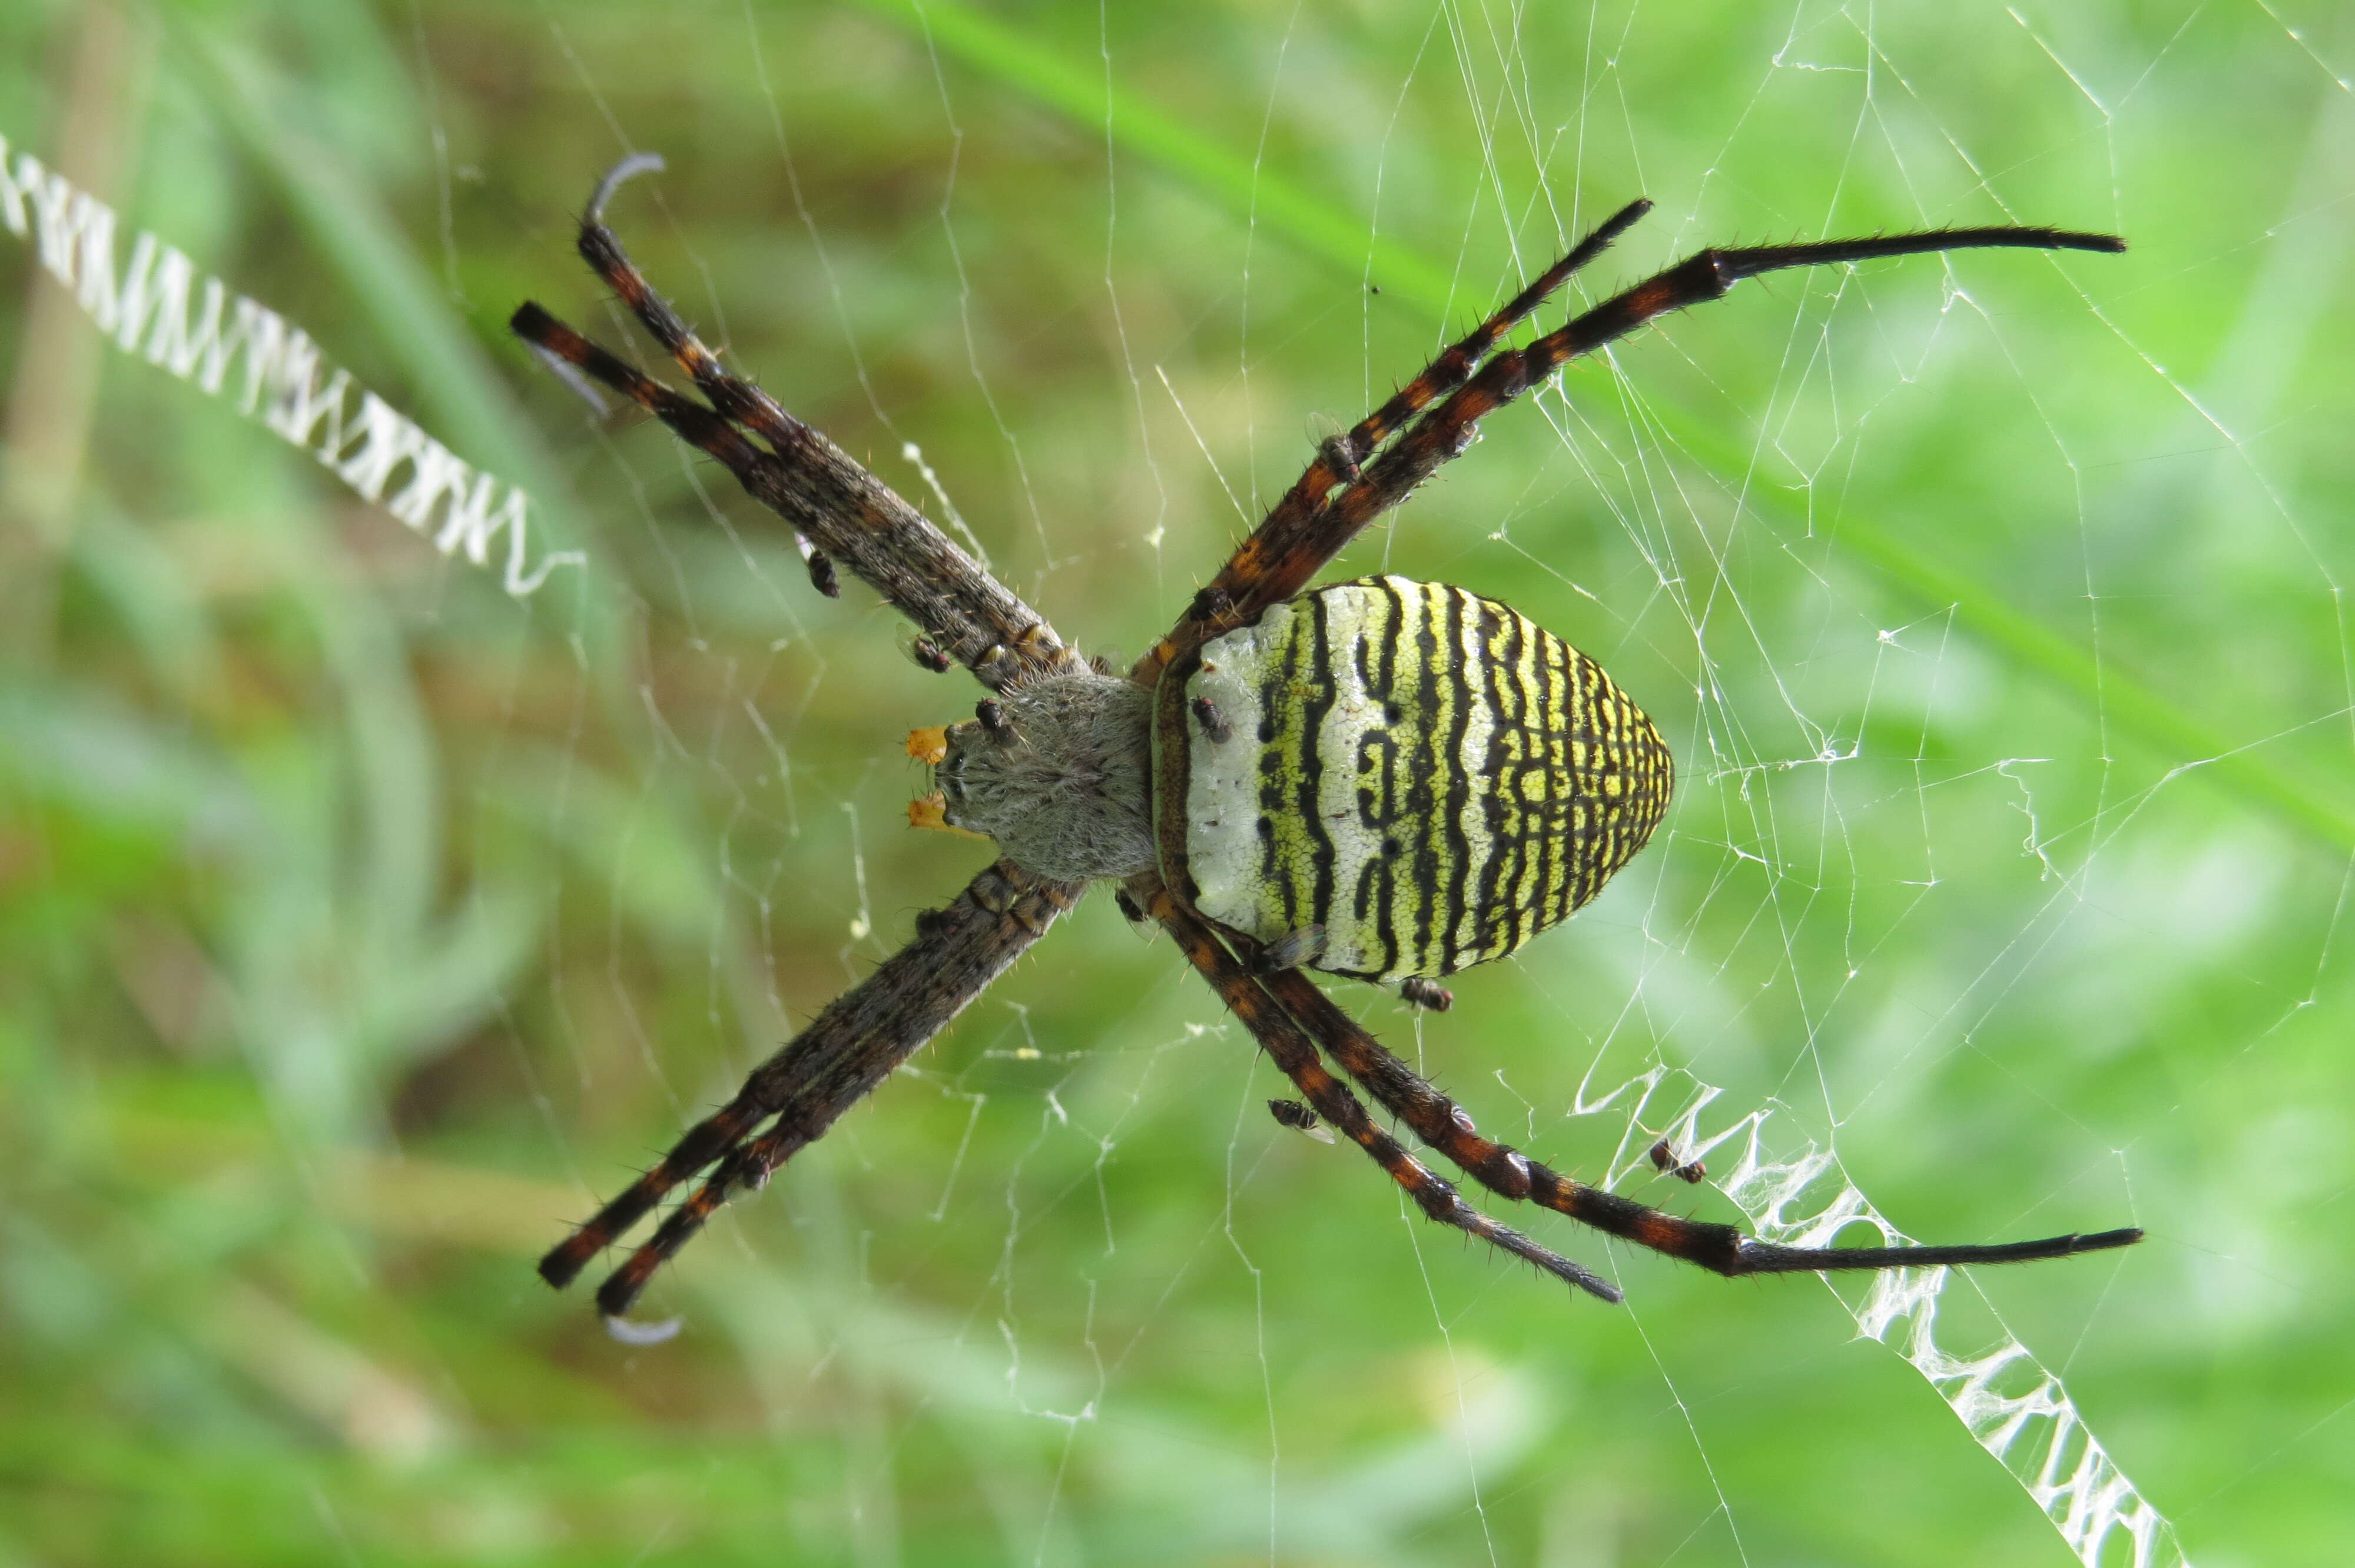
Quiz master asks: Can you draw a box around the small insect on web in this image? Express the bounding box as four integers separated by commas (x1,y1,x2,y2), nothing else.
1649,1138,1707,1185
1268,1097,1335,1142
511,152,2141,1327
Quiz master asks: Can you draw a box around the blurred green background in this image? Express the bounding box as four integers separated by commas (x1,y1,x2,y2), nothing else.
4,1,2351,1563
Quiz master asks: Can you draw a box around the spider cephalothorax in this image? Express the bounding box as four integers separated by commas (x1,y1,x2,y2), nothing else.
515,153,2142,1324
915,670,1156,883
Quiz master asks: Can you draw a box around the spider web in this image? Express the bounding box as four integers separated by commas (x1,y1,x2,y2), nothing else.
8,1,2353,1564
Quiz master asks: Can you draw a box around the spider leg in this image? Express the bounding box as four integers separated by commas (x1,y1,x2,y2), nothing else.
537,1091,767,1290
511,302,775,474
584,1101,841,1317
513,159,1080,689
1136,198,1651,681
1258,965,2142,1280
1136,875,1621,1301
1269,200,1655,532
573,154,820,463
568,154,855,594
1142,215,2125,678
542,860,1086,1319
1298,224,2126,589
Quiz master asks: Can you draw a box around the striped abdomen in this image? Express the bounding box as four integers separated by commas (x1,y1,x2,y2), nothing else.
1152,576,1671,981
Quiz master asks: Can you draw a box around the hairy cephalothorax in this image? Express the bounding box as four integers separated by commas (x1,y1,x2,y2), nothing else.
913,671,1157,883
515,152,2142,1327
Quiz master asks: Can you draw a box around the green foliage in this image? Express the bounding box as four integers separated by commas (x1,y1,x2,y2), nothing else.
4,0,2351,1563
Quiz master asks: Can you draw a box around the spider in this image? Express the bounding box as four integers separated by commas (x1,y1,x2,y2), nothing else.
513,153,2142,1323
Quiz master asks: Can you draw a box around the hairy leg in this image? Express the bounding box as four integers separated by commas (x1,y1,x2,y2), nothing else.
1258,964,2141,1280
544,860,1084,1318
1288,225,2125,611
1136,198,1651,682
1134,875,1621,1301
1142,215,2125,681
513,159,1079,689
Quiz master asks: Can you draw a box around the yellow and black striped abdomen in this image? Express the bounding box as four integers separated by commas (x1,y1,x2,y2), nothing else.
1153,576,1672,982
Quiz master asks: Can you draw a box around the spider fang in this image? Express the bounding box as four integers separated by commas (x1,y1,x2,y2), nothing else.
905,726,950,765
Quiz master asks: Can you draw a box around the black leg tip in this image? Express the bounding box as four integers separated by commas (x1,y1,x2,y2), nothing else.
537,1243,588,1289
594,1272,648,1320
1604,196,1654,233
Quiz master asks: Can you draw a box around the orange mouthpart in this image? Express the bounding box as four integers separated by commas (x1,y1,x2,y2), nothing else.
906,726,949,765
908,791,989,839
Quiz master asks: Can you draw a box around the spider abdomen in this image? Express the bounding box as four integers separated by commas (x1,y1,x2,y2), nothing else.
1155,576,1672,981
